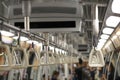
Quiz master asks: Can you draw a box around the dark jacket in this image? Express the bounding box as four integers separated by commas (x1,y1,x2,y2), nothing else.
75,67,83,80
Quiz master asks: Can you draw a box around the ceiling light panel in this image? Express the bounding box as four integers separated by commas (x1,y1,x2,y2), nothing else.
96,44,104,50
106,16,120,27
0,30,14,37
112,0,120,14
98,42,105,46
103,28,114,35
99,39,107,43
100,34,109,39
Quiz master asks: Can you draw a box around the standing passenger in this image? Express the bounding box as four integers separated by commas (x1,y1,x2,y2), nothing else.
102,62,115,80
90,67,96,80
51,70,59,80
75,58,83,80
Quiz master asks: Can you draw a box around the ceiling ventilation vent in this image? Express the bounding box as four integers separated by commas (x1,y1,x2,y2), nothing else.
78,44,88,52
13,7,76,16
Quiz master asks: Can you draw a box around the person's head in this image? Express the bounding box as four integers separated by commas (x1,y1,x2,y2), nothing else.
52,70,59,78
79,58,83,65
42,74,45,79
77,58,83,67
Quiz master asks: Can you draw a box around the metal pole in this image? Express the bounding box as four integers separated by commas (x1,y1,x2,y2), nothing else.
113,51,120,80
22,0,31,31
103,52,111,74
92,5,99,47
64,64,68,79
107,51,114,80
70,45,73,78
44,33,49,80
24,16,30,31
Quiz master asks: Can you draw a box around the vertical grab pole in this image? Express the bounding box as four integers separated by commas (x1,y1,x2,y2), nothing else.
113,51,120,80
22,0,31,31
103,53,109,74
91,5,99,47
70,34,73,78
70,45,73,78
106,51,114,80
44,33,49,80
24,16,30,31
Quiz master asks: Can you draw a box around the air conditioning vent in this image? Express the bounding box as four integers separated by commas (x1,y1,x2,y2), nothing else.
13,8,22,16
32,7,76,14
13,7,76,16
78,45,88,52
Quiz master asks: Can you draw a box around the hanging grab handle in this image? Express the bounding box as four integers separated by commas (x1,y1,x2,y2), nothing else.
89,48,105,67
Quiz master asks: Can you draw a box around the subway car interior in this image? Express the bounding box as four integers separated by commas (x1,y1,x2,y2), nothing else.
0,0,120,80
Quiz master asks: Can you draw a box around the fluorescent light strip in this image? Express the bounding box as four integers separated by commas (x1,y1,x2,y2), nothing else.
2,36,13,44
0,30,14,37
100,34,109,39
13,36,29,41
97,40,106,50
